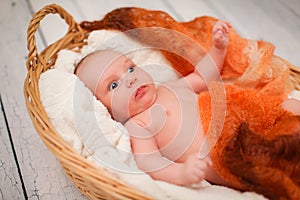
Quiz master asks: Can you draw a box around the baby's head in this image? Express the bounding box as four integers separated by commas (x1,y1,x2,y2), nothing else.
75,50,157,123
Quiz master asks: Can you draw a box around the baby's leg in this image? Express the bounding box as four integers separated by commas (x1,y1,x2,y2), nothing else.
282,98,300,115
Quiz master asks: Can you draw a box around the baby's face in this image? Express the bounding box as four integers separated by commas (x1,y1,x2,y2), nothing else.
77,51,157,123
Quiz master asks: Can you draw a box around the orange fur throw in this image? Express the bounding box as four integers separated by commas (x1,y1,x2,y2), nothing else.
80,7,300,200
198,82,300,200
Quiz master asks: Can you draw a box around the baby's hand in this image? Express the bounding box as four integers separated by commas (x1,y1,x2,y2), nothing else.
212,20,232,49
179,154,212,185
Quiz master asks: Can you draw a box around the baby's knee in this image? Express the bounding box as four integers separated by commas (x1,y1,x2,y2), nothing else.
282,98,300,115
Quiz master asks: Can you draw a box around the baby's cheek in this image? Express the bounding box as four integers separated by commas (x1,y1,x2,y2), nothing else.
128,97,138,115
98,95,113,114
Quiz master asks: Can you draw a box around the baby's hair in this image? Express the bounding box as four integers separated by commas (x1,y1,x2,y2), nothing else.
74,50,123,75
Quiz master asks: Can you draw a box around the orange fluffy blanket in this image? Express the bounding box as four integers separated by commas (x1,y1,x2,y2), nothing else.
80,7,300,200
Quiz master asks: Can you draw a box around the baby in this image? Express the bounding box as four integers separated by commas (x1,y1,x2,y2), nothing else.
75,20,300,187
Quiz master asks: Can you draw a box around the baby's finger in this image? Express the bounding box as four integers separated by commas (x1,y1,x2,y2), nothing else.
194,170,205,180
223,20,232,28
220,22,230,33
217,20,231,33
213,22,223,31
204,156,213,166
195,159,210,170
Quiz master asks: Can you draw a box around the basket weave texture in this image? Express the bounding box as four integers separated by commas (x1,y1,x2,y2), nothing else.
24,4,300,200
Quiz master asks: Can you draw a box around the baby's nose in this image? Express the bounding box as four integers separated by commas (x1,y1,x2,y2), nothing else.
126,76,137,88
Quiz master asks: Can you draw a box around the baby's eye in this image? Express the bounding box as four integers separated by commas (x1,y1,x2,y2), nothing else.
109,81,119,91
128,66,135,73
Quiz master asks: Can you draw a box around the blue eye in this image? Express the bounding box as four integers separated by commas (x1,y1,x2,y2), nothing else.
109,81,119,90
128,66,135,73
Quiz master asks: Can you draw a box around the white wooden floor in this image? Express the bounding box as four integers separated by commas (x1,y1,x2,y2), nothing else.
0,0,299,199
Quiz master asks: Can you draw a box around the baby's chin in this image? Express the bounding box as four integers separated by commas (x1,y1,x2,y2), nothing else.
130,91,157,115
112,114,131,124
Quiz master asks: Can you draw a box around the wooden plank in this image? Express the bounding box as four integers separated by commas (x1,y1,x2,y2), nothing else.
0,0,87,199
248,0,300,67
279,0,300,18
252,0,300,39
162,0,225,21
0,99,24,200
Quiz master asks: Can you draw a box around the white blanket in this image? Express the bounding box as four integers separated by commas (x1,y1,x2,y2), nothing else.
40,30,300,200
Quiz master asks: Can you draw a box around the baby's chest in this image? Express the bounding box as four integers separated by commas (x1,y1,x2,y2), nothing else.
148,88,201,151
147,87,196,128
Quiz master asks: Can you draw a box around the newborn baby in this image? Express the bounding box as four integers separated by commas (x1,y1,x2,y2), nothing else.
75,19,300,188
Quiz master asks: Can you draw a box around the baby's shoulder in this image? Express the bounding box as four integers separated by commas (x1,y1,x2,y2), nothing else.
127,106,166,135
124,117,155,139
125,112,151,131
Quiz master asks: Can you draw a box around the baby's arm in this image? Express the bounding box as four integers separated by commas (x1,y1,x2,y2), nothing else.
125,120,212,186
173,20,231,93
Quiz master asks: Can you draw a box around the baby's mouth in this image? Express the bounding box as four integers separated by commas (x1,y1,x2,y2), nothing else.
135,85,147,99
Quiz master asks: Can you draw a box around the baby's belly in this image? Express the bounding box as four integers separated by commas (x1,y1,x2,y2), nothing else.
157,122,228,185
156,122,205,162
154,100,206,162
149,85,208,162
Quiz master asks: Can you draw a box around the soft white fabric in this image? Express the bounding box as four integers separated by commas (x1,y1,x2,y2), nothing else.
39,29,300,200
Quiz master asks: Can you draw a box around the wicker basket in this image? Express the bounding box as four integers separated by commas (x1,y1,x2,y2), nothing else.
24,4,153,200
24,4,300,200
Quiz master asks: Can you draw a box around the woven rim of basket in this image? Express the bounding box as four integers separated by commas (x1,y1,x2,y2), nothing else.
24,4,153,200
24,3,300,200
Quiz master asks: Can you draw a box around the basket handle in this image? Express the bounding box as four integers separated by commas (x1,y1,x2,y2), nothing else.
26,4,83,71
